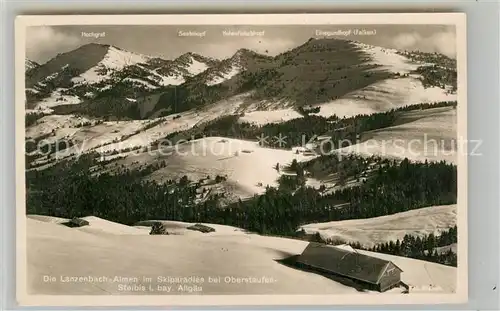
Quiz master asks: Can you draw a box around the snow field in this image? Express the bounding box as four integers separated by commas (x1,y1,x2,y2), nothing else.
186,58,209,76
26,216,457,295
355,42,423,74
206,65,241,86
312,78,456,119
72,46,150,85
26,218,356,295
336,107,457,164
32,88,82,111
299,204,457,248
239,109,303,125
134,220,248,236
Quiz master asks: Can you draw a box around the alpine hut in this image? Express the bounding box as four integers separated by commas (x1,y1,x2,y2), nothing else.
296,242,403,292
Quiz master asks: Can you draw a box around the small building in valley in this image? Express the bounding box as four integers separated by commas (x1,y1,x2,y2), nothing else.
296,243,403,292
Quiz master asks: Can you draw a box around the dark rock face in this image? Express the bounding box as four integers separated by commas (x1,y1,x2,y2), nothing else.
149,222,169,235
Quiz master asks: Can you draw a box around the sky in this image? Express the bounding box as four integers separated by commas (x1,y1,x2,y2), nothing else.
26,24,456,64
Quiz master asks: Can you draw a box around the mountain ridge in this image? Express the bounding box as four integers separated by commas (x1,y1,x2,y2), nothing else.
26,38,457,120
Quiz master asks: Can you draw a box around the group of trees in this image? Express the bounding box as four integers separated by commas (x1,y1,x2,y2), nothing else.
345,226,458,267
26,152,456,238
398,50,457,70
26,154,199,224
297,106,321,116
25,66,82,107
25,112,47,127
160,101,456,152
25,52,459,267
414,65,457,91
395,50,457,91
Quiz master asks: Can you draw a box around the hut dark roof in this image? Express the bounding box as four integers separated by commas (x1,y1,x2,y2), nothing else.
296,243,403,285
187,223,216,233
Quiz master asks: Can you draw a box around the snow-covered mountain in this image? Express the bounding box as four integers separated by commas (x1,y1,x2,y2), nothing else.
25,38,458,170
25,59,39,72
25,44,218,110
198,48,273,86
25,38,459,297
25,39,456,118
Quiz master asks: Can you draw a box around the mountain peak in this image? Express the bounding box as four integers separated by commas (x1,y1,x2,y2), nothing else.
176,52,200,62
25,59,40,72
175,52,218,66
233,48,256,58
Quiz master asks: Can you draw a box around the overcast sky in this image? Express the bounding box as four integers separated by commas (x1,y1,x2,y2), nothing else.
26,24,456,64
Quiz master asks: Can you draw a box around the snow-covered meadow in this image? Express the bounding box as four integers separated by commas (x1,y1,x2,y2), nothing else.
26,215,457,295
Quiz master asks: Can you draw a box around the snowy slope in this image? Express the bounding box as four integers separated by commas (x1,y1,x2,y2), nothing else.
26,217,356,295
78,216,150,235
185,58,209,76
337,106,457,164
31,89,82,111
302,42,455,119
25,59,39,72
134,220,249,236
434,243,458,255
354,42,423,74
112,137,312,198
202,49,261,86
25,114,93,139
152,71,185,86
299,204,457,248
26,45,218,112
234,41,455,120
26,93,254,165
98,93,252,154
206,65,241,86
312,78,456,119
27,216,456,295
239,109,303,125
356,249,456,293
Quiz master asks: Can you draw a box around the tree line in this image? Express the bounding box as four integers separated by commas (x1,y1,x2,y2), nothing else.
26,152,456,238
344,226,458,267
160,101,457,151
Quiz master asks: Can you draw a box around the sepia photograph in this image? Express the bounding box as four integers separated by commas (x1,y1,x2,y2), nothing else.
16,13,467,306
